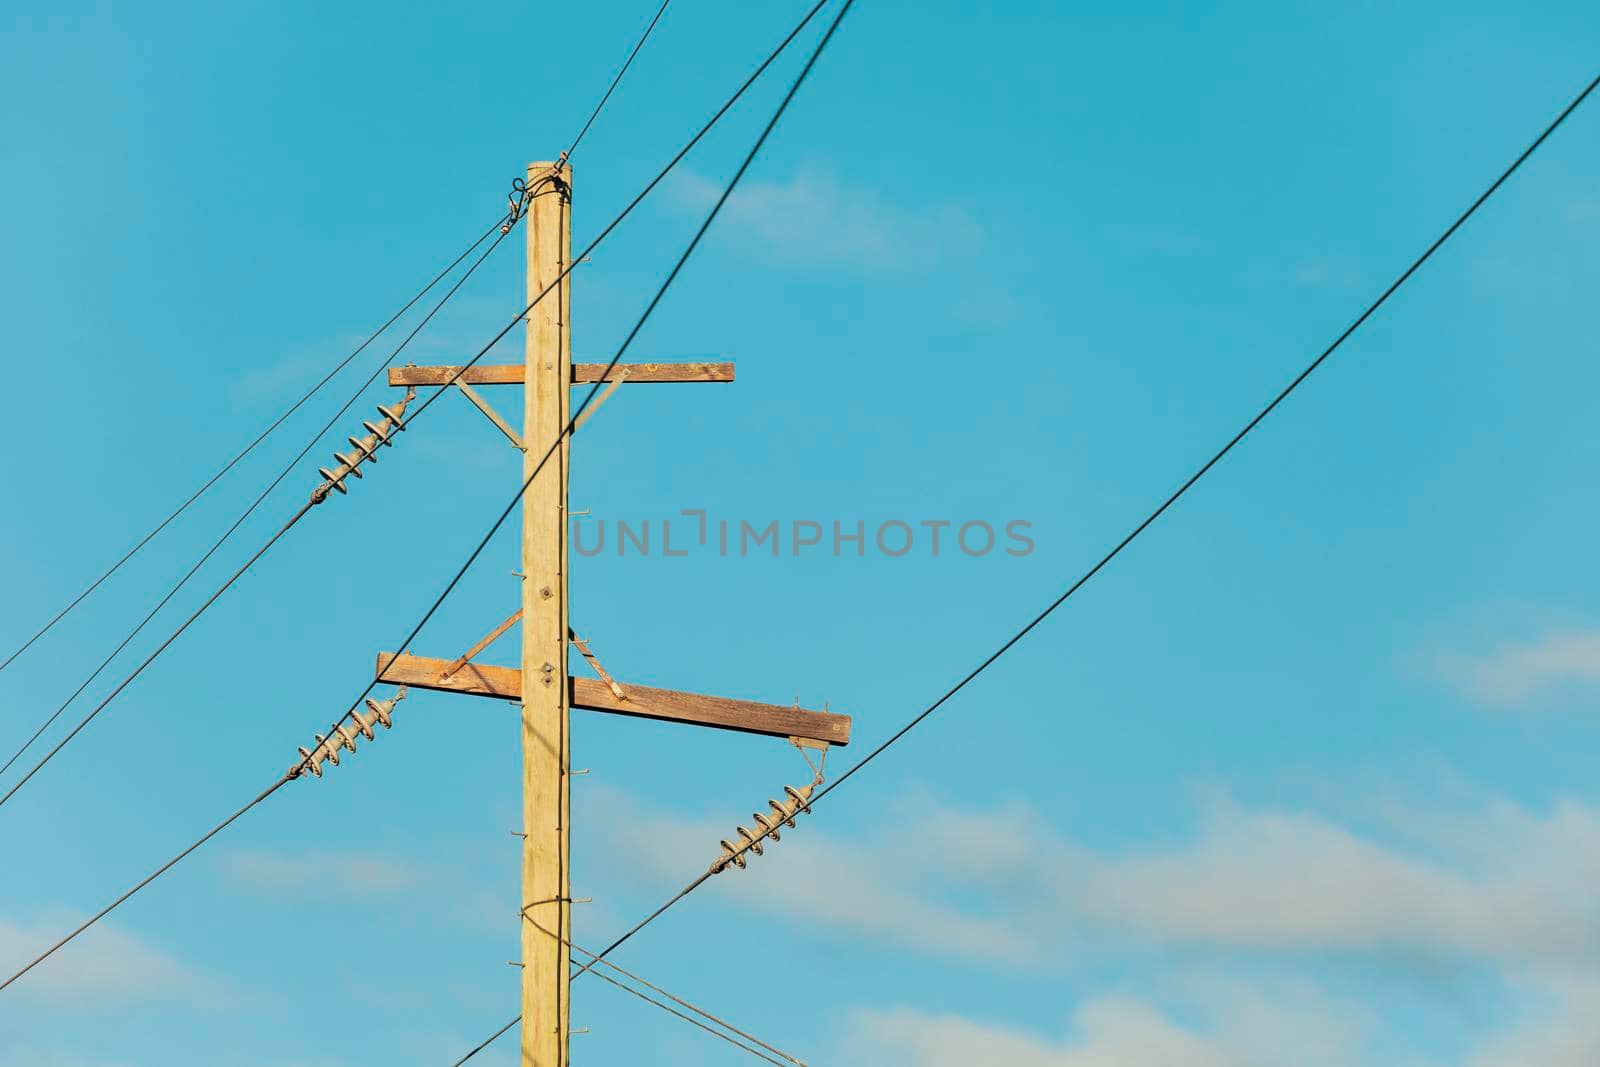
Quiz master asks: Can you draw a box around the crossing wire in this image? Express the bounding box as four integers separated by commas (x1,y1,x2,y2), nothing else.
0,501,312,816
526,913,808,1065
0,218,503,681
0,0,670,683
0,0,703,807
470,65,1600,1059
0,222,515,787
0,0,833,997
254,0,834,784
584,966,791,1066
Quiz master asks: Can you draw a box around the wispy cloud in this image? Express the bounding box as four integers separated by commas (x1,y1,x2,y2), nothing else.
0,1051,136,1067
951,283,1022,327
1565,199,1600,225
1433,629,1600,705
846,972,1600,1067
589,782,1600,971
227,348,337,406
584,785,1035,963
591,779,1600,1063
218,848,428,896
1061,792,1600,965
1291,257,1362,289
670,161,983,273
0,912,201,1008
848,1000,1244,1067
1465,975,1600,1067
845,974,1370,1067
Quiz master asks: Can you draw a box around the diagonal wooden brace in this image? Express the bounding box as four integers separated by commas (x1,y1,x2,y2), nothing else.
571,369,626,434
568,628,626,700
453,379,525,450
441,608,524,681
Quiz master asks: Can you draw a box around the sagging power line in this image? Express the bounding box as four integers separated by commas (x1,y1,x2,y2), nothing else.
0,0,812,810
22,10,1586,1067
456,63,1600,1061
0,220,514,787
525,914,809,1066
0,0,672,686
0,219,506,683
0,385,423,810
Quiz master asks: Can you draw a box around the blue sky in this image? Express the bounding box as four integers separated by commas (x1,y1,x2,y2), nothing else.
2,2,1600,1064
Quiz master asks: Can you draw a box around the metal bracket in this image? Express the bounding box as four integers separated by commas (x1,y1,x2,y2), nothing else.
790,736,828,784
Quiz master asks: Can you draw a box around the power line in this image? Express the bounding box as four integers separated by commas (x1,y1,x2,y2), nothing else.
0,504,314,814
552,64,1600,992
0,0,823,809
0,0,832,997
0,0,677,789
344,0,831,452
272,0,834,792
497,916,808,1066
0,0,671,688
563,0,673,163
0,219,504,682
528,914,808,1066
448,1016,518,1067
0,222,515,787
0,775,287,995
586,967,790,1066
277,0,838,834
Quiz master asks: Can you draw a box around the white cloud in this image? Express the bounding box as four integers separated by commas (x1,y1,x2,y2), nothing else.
584,785,1035,962
848,1000,1244,1067
0,1051,135,1067
228,349,332,405
591,780,1600,1064
951,282,1022,326
671,162,982,272
1291,258,1362,289
0,912,200,1008
1565,199,1600,225
1060,794,1600,964
846,973,1600,1067
1435,629,1600,705
589,783,1600,971
844,977,1371,1067
1178,974,1371,1067
218,848,427,896
1466,976,1600,1067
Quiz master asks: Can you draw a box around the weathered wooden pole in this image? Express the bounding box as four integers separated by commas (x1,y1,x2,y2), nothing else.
368,158,853,1067
521,159,572,1067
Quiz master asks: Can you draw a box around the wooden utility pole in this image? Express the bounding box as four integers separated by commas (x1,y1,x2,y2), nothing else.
375,158,852,1066
521,160,573,1066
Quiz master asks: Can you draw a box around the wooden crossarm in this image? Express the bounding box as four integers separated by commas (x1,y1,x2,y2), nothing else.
571,678,851,746
387,362,735,386
375,651,851,746
377,652,518,697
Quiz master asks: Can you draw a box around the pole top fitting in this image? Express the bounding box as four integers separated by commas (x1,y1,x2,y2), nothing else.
526,160,572,200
